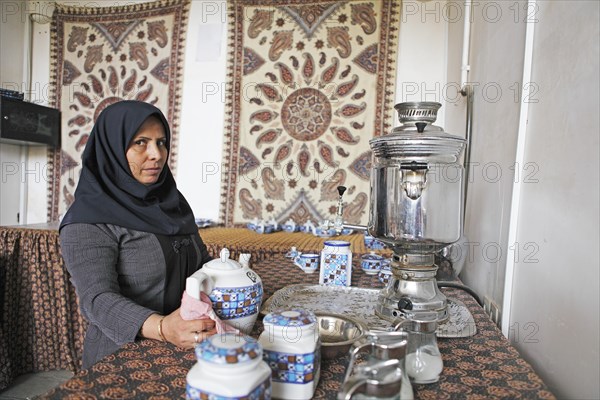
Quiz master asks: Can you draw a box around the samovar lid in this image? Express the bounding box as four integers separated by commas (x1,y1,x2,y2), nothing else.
394,101,443,126
370,102,466,163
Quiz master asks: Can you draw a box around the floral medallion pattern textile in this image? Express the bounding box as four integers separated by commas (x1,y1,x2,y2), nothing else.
220,0,400,227
47,0,190,221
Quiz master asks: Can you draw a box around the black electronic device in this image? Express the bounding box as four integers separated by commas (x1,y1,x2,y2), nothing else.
0,96,61,147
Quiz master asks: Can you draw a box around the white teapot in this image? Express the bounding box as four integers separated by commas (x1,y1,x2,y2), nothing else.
186,248,263,334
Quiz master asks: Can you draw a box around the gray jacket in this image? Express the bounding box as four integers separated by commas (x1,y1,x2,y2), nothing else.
60,223,209,368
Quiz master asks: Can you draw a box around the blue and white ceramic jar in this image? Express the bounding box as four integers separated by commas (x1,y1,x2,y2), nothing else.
186,333,271,399
319,240,353,287
259,309,320,400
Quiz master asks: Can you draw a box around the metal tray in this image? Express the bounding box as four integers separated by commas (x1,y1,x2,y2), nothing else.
261,284,476,338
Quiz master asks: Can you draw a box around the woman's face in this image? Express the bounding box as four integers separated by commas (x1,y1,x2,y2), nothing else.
126,116,168,185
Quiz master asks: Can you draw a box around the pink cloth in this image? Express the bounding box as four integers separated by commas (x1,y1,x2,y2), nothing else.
180,291,238,334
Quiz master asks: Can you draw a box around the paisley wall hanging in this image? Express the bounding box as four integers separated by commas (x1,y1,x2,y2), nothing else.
220,0,401,227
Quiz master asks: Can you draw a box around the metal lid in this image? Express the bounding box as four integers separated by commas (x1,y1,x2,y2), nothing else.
370,102,466,163
195,334,262,365
405,312,438,333
263,309,317,327
394,101,443,126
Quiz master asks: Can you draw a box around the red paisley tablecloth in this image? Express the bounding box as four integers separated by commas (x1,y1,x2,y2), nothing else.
0,225,554,399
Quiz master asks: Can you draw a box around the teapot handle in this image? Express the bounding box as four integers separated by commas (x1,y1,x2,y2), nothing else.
186,270,215,300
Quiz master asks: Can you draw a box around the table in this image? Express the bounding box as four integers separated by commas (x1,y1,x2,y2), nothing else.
1,225,555,399
199,227,386,261
0,224,375,391
40,253,554,399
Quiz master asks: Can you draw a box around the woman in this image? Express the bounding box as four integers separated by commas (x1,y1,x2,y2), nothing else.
60,100,216,369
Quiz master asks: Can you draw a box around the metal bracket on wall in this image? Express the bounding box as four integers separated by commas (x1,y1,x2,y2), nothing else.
460,84,474,226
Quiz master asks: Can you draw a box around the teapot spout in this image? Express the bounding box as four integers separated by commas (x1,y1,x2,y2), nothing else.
239,253,251,268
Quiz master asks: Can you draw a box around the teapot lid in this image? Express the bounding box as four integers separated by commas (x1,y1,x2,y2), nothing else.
263,309,317,328
204,248,241,271
195,334,262,365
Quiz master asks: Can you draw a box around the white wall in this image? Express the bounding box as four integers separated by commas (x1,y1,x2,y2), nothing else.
175,1,227,221
0,143,22,224
0,0,27,225
460,0,527,309
25,0,53,224
508,1,599,398
0,0,53,225
0,0,26,83
460,0,600,398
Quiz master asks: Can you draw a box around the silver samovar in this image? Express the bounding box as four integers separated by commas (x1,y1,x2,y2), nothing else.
347,102,466,323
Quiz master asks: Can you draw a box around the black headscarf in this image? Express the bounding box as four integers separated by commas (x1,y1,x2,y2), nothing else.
60,100,197,235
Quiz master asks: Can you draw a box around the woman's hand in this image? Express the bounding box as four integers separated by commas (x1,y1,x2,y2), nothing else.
141,310,216,348
162,308,217,348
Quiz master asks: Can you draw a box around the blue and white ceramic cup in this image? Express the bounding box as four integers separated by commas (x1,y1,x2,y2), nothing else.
294,253,320,273
361,252,384,275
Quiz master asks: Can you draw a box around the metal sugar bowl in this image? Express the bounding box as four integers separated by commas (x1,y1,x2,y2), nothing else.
368,102,466,323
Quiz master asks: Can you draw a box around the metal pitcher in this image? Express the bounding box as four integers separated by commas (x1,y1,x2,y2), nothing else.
339,331,413,400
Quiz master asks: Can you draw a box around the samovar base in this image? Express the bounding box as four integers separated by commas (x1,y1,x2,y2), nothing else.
374,254,449,323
